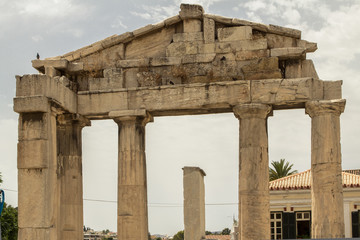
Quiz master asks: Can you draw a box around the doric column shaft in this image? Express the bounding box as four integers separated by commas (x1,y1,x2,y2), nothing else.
17,106,60,240
306,99,346,238
233,104,272,240
57,114,90,240
112,110,152,240
183,167,206,240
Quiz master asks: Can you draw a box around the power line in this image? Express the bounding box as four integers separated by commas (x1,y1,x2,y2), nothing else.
1,188,238,207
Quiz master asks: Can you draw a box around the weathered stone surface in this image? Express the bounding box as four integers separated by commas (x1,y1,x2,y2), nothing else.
15,75,77,113
271,47,306,59
166,41,204,56
124,68,140,88
164,15,181,26
133,21,165,37
324,80,342,100
203,17,215,43
182,53,216,64
113,113,152,240
306,99,346,238
150,57,181,66
14,96,50,113
125,27,175,59
18,140,48,169
183,19,202,33
285,59,319,79
183,167,206,240
179,3,204,19
215,39,267,53
88,77,124,91
235,49,269,61
266,33,297,49
173,32,203,42
297,40,317,52
117,59,149,68
233,104,272,240
217,26,252,42
32,59,69,71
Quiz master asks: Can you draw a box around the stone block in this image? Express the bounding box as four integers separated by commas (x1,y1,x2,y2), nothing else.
133,21,165,37
150,57,181,66
182,53,216,64
173,32,204,42
203,17,215,43
215,39,267,53
242,57,279,73
270,47,306,59
203,43,215,54
217,26,252,42
251,78,314,104
285,59,319,79
179,4,204,20
324,81,342,100
18,140,48,169
77,90,128,117
166,41,204,57
18,228,50,240
45,66,61,77
18,112,48,141
268,24,301,39
266,34,297,49
235,49,269,61
183,19,202,33
14,96,49,113
297,39,317,52
116,59,149,68
18,169,48,228
123,68,139,88
164,15,181,26
103,68,122,78
88,77,124,91
243,70,282,80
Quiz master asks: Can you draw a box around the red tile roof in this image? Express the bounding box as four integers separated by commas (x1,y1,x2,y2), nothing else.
269,169,360,190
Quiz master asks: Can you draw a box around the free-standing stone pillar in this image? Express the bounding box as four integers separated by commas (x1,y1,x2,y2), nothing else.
57,114,90,240
17,105,60,240
306,99,346,238
233,104,272,240
111,110,153,240
183,167,206,240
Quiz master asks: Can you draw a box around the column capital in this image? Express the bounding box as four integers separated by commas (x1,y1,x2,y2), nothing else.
305,99,346,118
57,113,91,127
233,104,272,119
110,109,153,125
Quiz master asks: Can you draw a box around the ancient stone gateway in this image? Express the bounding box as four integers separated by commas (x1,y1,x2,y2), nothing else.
14,4,345,240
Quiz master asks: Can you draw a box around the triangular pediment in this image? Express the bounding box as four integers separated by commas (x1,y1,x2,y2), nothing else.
32,3,320,92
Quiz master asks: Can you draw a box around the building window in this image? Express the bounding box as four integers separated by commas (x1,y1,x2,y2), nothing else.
352,210,360,237
296,211,311,238
271,212,282,239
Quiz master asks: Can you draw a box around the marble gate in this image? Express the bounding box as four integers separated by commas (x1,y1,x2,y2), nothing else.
14,4,345,240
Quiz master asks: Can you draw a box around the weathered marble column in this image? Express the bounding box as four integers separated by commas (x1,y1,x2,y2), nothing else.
57,114,90,240
183,167,206,240
111,110,153,240
233,104,272,240
17,105,60,240
306,99,346,238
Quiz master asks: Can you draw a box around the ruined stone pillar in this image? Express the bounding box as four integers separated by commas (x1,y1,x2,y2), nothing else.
233,104,272,240
183,167,206,240
111,110,153,240
17,105,60,240
306,99,346,238
57,114,90,240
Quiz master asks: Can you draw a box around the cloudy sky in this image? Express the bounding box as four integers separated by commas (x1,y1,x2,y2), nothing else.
1,0,360,236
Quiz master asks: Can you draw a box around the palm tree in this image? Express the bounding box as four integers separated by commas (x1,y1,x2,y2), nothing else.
269,159,298,181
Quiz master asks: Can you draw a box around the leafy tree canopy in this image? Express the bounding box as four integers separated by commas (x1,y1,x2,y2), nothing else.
269,159,298,181
221,227,231,235
172,230,184,240
1,203,18,240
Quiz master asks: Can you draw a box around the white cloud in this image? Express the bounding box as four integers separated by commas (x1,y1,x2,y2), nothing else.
243,0,266,11
111,17,128,29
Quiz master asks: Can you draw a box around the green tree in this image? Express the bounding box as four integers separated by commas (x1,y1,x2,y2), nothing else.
172,230,184,240
1,203,18,240
205,231,213,235
0,172,3,184
269,159,298,181
221,227,231,235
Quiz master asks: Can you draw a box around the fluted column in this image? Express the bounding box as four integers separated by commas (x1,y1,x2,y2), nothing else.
306,99,346,238
111,110,153,240
233,104,272,240
57,114,90,240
